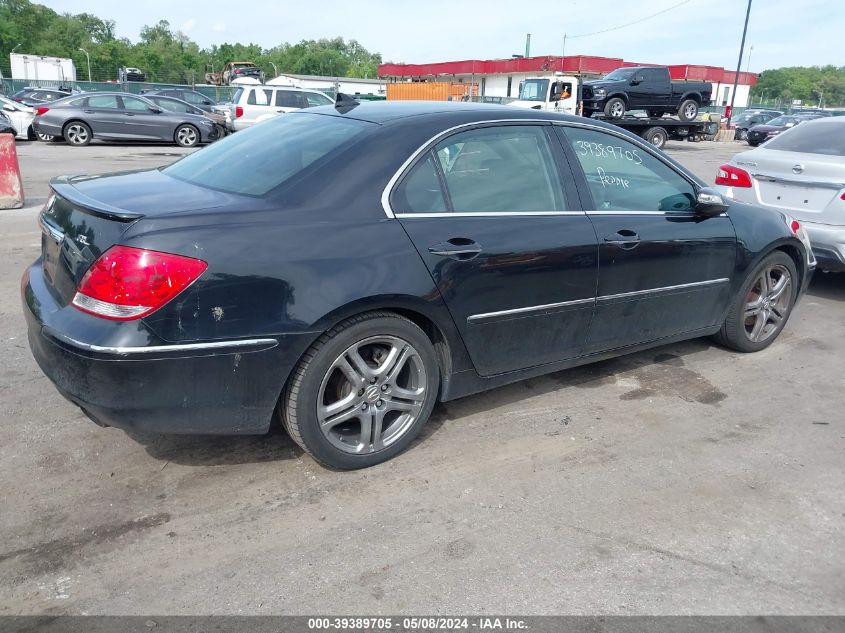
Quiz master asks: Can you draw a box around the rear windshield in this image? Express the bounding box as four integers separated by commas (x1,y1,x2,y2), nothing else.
764,122,845,156
163,113,371,196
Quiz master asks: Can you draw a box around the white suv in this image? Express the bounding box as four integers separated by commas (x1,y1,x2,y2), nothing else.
230,86,333,131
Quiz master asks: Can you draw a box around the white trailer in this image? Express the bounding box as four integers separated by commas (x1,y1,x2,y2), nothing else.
10,53,76,83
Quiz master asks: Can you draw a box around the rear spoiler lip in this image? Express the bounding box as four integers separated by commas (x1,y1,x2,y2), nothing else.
49,175,145,222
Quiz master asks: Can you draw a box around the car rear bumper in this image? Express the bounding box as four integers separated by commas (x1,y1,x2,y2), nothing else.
23,260,313,435
32,119,63,136
803,221,845,272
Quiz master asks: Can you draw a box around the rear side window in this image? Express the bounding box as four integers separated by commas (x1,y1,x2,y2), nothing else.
246,89,269,106
432,125,567,212
276,90,308,108
764,122,845,156
88,95,119,109
163,113,371,196
393,154,447,213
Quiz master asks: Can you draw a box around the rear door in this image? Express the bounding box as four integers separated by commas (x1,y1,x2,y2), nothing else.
556,123,736,352
82,94,124,137
393,123,599,376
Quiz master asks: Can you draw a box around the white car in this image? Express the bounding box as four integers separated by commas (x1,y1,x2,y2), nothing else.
229,85,333,131
715,117,845,271
0,95,36,140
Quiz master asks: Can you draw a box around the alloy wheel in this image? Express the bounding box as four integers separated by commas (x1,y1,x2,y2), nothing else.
317,335,427,455
684,103,697,119
177,126,197,146
66,124,88,145
743,264,793,343
610,102,624,118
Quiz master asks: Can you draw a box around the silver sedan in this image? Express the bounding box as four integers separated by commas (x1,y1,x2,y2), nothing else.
715,117,845,271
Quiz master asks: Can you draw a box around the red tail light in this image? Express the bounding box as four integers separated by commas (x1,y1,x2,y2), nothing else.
715,164,752,188
72,246,208,321
235,106,244,118
790,220,801,234
35,107,50,116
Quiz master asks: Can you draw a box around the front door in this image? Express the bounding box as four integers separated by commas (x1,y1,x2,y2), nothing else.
83,94,124,137
556,124,736,353
119,95,165,140
393,123,599,376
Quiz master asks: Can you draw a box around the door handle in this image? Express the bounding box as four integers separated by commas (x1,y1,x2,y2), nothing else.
83,110,95,113
428,238,482,260
604,229,640,250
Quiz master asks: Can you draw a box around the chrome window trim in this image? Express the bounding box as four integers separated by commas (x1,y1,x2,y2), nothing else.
381,118,558,219
468,298,594,323
45,330,278,356
396,211,586,219
381,117,708,219
466,278,730,324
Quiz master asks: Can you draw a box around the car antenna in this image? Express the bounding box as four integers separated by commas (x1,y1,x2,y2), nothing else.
334,92,359,112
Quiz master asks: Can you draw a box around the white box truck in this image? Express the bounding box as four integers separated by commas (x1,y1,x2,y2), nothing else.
10,53,76,83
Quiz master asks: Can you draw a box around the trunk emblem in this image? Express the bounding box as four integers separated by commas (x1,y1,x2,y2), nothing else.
792,164,804,174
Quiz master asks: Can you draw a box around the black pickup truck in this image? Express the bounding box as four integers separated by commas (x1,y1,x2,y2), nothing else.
581,66,712,121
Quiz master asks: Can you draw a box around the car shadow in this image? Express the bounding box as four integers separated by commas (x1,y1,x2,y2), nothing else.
126,338,717,468
807,272,845,302
127,420,304,467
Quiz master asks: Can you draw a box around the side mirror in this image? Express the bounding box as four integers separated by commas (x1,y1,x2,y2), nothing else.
630,76,643,85
203,100,213,105
2,104,14,112
148,106,163,114
695,187,730,216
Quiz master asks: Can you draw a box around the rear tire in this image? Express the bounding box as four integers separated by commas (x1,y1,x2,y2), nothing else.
747,139,760,147
678,99,699,121
63,121,91,146
604,97,626,119
281,312,440,469
642,126,668,149
713,251,799,353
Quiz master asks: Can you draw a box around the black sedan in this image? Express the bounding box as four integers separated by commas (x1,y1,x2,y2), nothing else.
32,92,219,147
746,114,819,146
23,102,815,469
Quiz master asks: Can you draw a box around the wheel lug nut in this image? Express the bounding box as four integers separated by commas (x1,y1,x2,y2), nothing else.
381,384,389,392
376,400,383,407
357,389,364,397
361,403,368,411
370,378,377,384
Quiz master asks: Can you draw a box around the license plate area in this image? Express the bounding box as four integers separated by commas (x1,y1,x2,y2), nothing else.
757,180,835,212
42,233,62,286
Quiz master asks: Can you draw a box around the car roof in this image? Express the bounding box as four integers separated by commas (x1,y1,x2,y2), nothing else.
301,100,588,125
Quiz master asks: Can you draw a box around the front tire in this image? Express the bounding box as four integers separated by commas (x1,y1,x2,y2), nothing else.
281,312,440,469
175,124,199,147
714,251,799,353
604,97,626,119
63,121,91,146
678,99,699,121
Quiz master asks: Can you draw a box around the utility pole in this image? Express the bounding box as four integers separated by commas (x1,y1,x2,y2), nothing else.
79,47,91,82
727,0,752,127
561,34,567,72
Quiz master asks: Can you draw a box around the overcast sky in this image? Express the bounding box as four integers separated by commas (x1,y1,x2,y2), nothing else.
41,0,841,72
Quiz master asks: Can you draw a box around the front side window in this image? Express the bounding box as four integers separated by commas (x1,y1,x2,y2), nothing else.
564,127,696,212
163,113,371,196
433,125,566,212
156,99,190,113
305,92,333,107
87,95,119,109
122,96,151,111
183,91,206,104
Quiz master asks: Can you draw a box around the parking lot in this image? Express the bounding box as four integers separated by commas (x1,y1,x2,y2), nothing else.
1,139,843,615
